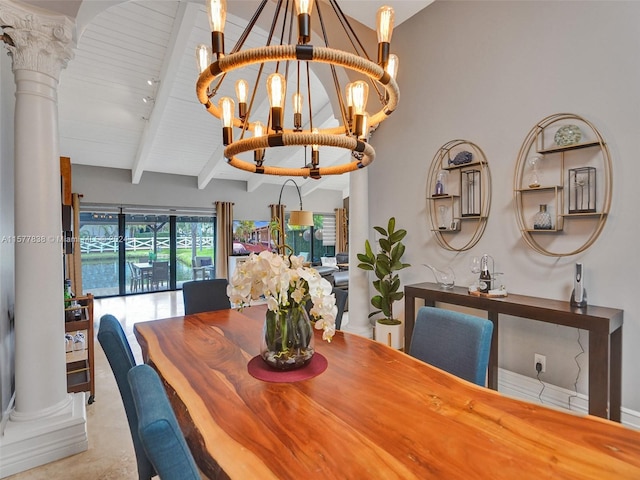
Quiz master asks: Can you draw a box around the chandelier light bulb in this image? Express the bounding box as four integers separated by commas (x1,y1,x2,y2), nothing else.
254,121,265,164
219,96,234,145
295,0,314,15
207,0,227,56
351,81,368,116
267,73,286,132
386,54,399,80
294,0,314,43
195,44,211,74
359,113,369,140
376,6,394,43
292,92,303,131
254,120,265,138
235,79,248,103
376,5,394,67
219,97,234,127
345,83,354,108
207,0,227,32
351,81,368,138
235,79,249,119
345,82,354,125
267,73,286,109
311,127,320,170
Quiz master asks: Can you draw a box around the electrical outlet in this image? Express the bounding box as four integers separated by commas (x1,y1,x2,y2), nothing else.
534,353,546,373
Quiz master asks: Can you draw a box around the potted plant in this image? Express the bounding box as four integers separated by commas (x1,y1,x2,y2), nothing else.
357,217,410,349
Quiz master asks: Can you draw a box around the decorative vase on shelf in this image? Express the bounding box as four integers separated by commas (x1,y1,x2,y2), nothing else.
533,204,553,230
261,306,315,371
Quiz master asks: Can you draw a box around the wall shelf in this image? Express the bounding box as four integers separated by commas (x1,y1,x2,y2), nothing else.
513,113,612,256
537,140,601,154
426,139,491,251
65,294,95,404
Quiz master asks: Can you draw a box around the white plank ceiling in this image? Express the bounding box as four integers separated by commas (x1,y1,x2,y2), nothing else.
38,0,432,198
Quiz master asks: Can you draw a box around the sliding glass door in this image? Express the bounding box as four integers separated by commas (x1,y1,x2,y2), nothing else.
79,209,215,297
79,212,120,297
176,216,215,288
124,214,171,293
284,213,336,263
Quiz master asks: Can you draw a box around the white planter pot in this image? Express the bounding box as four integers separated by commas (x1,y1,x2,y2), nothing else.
374,321,404,351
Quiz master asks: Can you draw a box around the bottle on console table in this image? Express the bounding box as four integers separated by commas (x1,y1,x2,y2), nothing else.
479,254,492,294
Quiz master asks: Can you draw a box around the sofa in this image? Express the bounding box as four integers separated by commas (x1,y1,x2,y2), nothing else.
312,253,348,290
332,252,349,290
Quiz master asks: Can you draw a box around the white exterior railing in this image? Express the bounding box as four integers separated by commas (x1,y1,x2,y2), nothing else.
79,236,213,254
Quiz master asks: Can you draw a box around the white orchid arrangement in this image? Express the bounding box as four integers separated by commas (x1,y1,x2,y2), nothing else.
227,247,337,342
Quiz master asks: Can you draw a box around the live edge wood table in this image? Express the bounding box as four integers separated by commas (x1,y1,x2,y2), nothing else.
404,282,623,422
134,305,640,479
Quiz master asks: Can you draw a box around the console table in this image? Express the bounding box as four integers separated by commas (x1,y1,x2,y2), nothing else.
404,282,623,421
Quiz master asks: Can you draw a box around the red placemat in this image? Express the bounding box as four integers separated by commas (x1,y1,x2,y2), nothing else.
247,353,328,383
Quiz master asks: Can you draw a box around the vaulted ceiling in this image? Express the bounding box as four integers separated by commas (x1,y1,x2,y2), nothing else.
23,0,432,198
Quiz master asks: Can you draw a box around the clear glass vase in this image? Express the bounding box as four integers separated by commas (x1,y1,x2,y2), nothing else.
533,204,553,230
261,306,315,370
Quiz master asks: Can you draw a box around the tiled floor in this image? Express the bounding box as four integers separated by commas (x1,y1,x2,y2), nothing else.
6,291,186,480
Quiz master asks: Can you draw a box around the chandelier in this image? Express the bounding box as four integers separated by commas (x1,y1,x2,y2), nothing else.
195,0,400,178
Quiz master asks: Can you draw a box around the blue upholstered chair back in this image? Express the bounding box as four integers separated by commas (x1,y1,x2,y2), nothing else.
332,287,348,330
128,365,201,480
409,306,493,386
182,278,231,315
97,315,155,480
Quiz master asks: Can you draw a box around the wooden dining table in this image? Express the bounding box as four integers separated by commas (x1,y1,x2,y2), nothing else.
134,305,640,479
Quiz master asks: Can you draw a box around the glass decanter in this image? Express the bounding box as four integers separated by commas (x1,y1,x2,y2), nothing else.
533,204,552,230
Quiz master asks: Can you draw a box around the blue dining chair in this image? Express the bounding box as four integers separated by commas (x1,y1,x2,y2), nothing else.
409,306,493,386
332,287,348,330
182,278,231,315
127,364,201,480
97,314,155,480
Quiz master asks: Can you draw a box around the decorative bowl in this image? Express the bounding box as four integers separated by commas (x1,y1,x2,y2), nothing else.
554,125,582,146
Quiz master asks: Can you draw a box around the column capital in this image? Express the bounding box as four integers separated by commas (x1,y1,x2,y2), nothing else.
0,0,75,80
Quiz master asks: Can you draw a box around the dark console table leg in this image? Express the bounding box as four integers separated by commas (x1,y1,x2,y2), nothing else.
610,326,622,422
589,329,609,419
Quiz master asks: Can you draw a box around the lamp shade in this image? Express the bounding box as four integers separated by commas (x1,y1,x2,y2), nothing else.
289,210,314,227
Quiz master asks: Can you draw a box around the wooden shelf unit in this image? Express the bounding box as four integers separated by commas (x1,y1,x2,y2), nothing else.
65,294,95,404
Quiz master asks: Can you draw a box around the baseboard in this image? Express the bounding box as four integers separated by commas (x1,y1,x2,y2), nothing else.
0,393,88,478
498,368,640,429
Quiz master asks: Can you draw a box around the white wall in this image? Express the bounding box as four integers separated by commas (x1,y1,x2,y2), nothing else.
371,1,640,410
0,35,16,424
72,164,344,221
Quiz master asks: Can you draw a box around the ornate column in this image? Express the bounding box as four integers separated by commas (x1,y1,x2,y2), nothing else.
344,167,372,338
0,1,86,477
